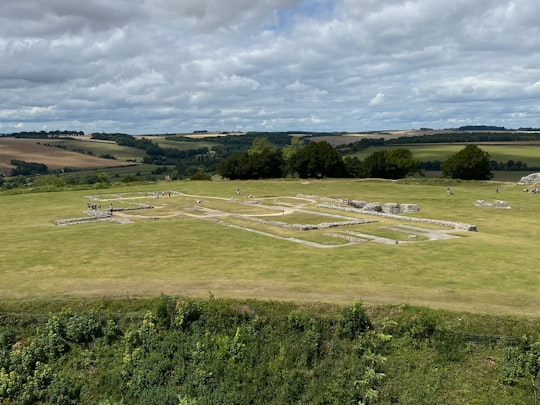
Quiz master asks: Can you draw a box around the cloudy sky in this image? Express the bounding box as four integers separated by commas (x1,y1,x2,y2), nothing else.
1,0,539,134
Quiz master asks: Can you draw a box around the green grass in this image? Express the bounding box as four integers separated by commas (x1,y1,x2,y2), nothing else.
154,138,216,151
1,179,539,317
353,144,540,167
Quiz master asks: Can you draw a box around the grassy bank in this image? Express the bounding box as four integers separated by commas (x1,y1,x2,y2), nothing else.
1,297,539,404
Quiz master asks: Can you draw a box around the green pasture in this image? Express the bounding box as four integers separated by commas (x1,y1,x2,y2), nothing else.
154,138,216,151
422,170,531,182
352,144,540,167
1,178,539,317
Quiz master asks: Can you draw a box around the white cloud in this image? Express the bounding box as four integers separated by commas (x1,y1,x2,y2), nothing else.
1,0,540,133
368,93,385,107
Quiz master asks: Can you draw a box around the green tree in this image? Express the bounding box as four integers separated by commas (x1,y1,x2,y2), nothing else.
217,152,249,180
441,144,493,180
290,141,346,178
217,138,284,179
362,151,388,179
283,137,306,175
384,149,421,179
246,138,284,179
344,156,364,178
361,149,420,179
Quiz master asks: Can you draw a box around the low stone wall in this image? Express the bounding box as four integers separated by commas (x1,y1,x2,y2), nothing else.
475,200,511,209
322,232,364,243
296,194,420,214
112,204,155,212
54,207,138,226
55,214,110,226
231,214,376,231
317,204,477,231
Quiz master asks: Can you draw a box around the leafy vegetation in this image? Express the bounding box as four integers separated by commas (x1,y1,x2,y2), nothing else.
0,297,539,404
441,144,493,180
9,160,48,176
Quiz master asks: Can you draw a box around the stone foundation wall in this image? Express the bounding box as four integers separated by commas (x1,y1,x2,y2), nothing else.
231,214,376,231
475,200,511,209
317,204,477,231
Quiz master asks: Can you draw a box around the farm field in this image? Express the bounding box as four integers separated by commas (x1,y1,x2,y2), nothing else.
0,137,134,172
47,138,147,161
1,178,539,317
352,143,540,168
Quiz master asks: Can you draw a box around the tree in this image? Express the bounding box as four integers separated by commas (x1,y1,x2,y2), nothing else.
217,138,284,179
384,149,421,179
362,151,387,178
246,138,284,179
344,156,364,178
283,137,306,175
290,141,346,178
441,144,493,180
217,152,249,180
360,149,420,179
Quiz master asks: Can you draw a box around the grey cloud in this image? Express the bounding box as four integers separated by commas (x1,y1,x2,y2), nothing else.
0,2,136,40
144,0,302,31
1,0,540,133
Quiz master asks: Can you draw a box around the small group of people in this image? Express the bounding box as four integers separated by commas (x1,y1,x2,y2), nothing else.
522,187,539,193
87,201,101,210
236,189,254,199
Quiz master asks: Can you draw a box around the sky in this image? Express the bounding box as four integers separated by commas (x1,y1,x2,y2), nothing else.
1,0,540,134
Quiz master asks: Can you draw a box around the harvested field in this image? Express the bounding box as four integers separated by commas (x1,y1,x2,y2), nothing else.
0,138,134,171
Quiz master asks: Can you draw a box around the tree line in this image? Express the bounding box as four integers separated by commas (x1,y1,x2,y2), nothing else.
1,130,84,138
217,138,494,181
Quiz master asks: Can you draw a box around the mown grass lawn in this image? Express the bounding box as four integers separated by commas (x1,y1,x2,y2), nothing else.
1,178,539,317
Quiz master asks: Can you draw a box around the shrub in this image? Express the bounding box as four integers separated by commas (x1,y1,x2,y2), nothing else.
39,315,69,360
499,346,524,385
434,328,465,363
66,311,105,344
154,294,176,330
340,301,372,339
174,300,203,330
190,172,212,181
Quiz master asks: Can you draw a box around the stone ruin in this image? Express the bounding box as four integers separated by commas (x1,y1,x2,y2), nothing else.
301,195,477,231
475,200,512,209
295,195,420,214
518,172,540,185
346,200,421,214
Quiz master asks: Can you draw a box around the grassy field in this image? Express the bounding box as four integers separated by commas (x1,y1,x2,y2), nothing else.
1,178,539,317
352,144,540,167
153,138,216,151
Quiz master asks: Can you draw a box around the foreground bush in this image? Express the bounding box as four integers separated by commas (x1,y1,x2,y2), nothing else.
0,298,539,404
